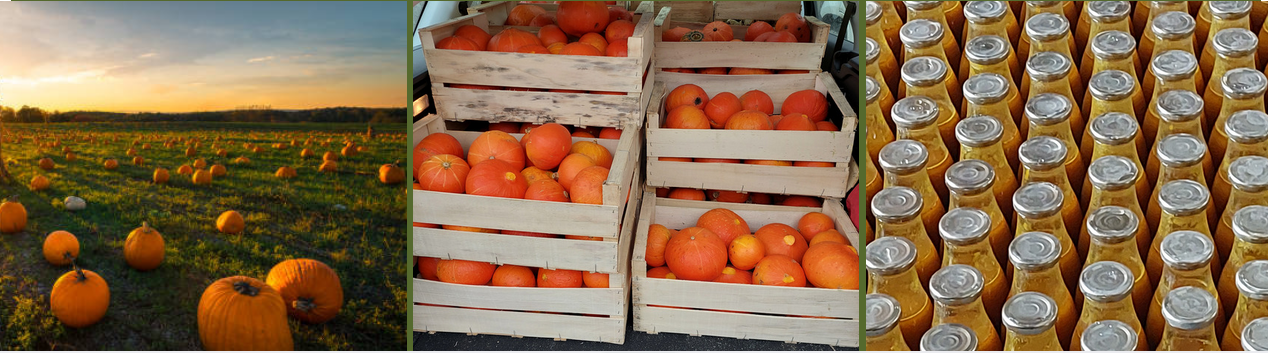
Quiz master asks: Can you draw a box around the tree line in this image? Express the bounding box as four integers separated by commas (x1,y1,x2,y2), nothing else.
0,105,406,124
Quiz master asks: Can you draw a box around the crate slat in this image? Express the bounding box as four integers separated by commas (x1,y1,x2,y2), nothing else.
415,279,625,316
653,5,829,71
634,306,857,347
415,304,627,344
712,1,803,21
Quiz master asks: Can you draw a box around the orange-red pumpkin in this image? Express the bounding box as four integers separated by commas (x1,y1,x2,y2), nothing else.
414,133,463,175
699,67,728,74
647,266,677,279
782,196,822,207
437,36,482,51
454,25,492,50
709,190,749,203
583,271,610,288
556,153,597,190
559,42,604,56
516,44,551,54
809,229,849,246
579,32,608,53
467,130,526,169
507,4,547,26
538,268,584,288
491,265,537,287
436,259,497,285
556,1,611,36
466,159,528,198
265,259,344,324
703,21,734,41
521,166,556,184
752,255,807,287
703,92,742,128
782,89,829,122
522,123,572,169
725,110,774,130
744,21,775,41
646,224,676,267
605,19,636,43
664,227,729,281
776,113,817,131
489,122,521,133
697,208,750,244
608,6,632,22
537,25,569,46
803,242,856,289
775,13,811,42
799,212,837,242
662,26,692,42
569,141,613,168
667,188,706,201
418,154,469,194
816,120,839,131
569,166,609,204
599,127,622,139
525,179,570,202
740,90,775,114
666,84,709,110
666,105,711,129
530,13,556,27
729,67,774,75
488,28,543,52
729,234,766,270
712,266,753,284
418,257,441,281
606,40,629,57
756,223,810,262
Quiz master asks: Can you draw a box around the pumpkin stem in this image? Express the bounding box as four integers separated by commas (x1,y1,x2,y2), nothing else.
232,281,261,296
294,298,317,312
72,261,88,282
62,251,75,262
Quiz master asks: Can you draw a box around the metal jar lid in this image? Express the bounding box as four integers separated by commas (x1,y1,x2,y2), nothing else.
1002,291,1059,335
1024,92,1074,126
964,1,1009,23
902,56,948,87
1212,28,1258,57
1237,260,1268,301
1161,286,1219,330
1242,317,1268,350
891,96,940,129
903,1,941,10
940,207,992,245
1018,136,1068,170
866,37,879,64
1090,31,1136,61
1025,13,1069,42
1013,181,1065,218
1211,1,1253,19
946,159,996,194
965,35,1010,65
929,264,985,305
1221,68,1268,100
1087,1,1131,23
1159,230,1215,271
1079,261,1135,302
866,76,881,104
1026,51,1073,81
1088,70,1136,101
866,235,919,275
871,185,924,222
865,1,882,25
1086,206,1139,245
866,293,902,337
1152,50,1199,81
963,73,1010,105
1233,205,1268,245
900,19,944,48
1081,320,1139,351
1157,179,1210,216
1087,156,1138,190
1088,112,1138,146
956,115,1005,147
1155,134,1206,168
1156,89,1203,122
1151,11,1196,40
1010,232,1062,271
920,323,978,351
1226,110,1268,144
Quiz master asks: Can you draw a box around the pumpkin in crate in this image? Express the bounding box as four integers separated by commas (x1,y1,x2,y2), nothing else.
744,21,775,41
775,13,811,42
468,131,525,169
810,229,849,246
124,222,165,271
516,44,551,54
664,227,728,281
666,84,709,110
556,1,610,36
776,113,817,131
29,175,50,191
538,25,568,46
217,210,246,234
758,30,798,43
266,259,344,324
418,155,469,194
506,4,546,26
645,224,676,267
730,67,774,75
667,188,706,201
538,268,584,288
50,267,110,328
703,21,734,41
569,141,613,168
782,196,822,207
740,90,775,114
605,19,635,43
530,13,555,27
798,212,836,242
556,153,597,190
520,166,556,184
782,89,829,121
713,267,752,284
436,259,497,285
662,26,692,42
697,208,750,244
666,105,711,129
197,276,294,350
525,179,570,202
608,6,632,22
466,159,528,198
756,223,810,262
491,265,537,287
728,234,766,270
454,25,492,50
488,28,542,52
418,257,442,281
559,42,603,56
522,123,572,170
569,166,610,204
703,92,742,128
710,190,749,203
42,230,79,266
583,271,610,288
752,254,807,287
0,198,27,234
726,111,775,130
647,266,677,279
579,32,608,53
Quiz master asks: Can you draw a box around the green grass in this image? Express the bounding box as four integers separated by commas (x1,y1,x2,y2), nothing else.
0,121,407,350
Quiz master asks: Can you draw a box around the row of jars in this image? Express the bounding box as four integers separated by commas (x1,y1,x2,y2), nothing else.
863,1,1268,351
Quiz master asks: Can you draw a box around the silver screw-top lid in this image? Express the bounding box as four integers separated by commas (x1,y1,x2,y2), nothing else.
1157,180,1210,216
1025,13,1070,42
1161,286,1219,330
1211,1,1253,19
1152,11,1196,40
1237,260,1268,301
1087,1,1131,22
946,159,996,194
1014,181,1065,218
940,207,993,245
1234,206,1268,245
1088,156,1138,190
903,1,941,10
1156,134,1207,168
872,185,924,222
956,116,1005,147
1026,51,1073,81
902,56,948,87
1159,231,1215,271
921,323,978,351
1156,89,1203,122
964,1,1008,23
1081,320,1139,351
1087,206,1140,245
866,235,919,275
1152,50,1199,81
1227,110,1268,144
866,76,881,104
1242,317,1268,351
929,264,985,305
901,19,944,48
1025,92,1074,125
1080,261,1135,302
865,1,882,25
1212,28,1258,57
1002,291,1059,335
1018,136,1069,170
963,73,1010,105
1222,68,1268,99
891,96,940,129
965,35,1010,65
1090,31,1136,60
879,140,930,174
866,37,879,64
1010,232,1063,271
1088,70,1136,101
1089,112,1138,146
866,293,902,337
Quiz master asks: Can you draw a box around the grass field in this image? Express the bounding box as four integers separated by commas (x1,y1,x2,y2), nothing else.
0,121,407,350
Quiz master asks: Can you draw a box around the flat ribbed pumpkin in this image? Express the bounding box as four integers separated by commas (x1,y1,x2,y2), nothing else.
266,259,344,324
467,131,526,169
465,159,528,198
663,227,728,281
198,276,294,350
556,1,610,36
522,123,572,170
752,255,806,287
803,242,856,289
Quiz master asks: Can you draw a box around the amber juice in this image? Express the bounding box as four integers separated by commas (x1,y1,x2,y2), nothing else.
905,5,961,70
948,189,1013,268
1139,2,1194,65
960,2,1020,82
1144,89,1209,183
942,237,1008,326
1147,219,1221,290
931,296,1002,351
1080,122,1152,212
1080,183,1150,262
1198,6,1254,79
1142,15,1205,100
867,4,901,89
1014,211,1081,295
1202,34,1258,130
1209,81,1266,170
865,77,893,164
1084,222,1153,331
867,238,934,351
1009,260,1077,348
1147,265,1226,348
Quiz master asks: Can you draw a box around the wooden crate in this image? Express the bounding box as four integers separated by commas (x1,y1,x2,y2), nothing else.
652,4,830,71
644,71,857,198
634,1,803,24
413,174,642,344
418,1,655,127
631,191,859,347
413,114,642,274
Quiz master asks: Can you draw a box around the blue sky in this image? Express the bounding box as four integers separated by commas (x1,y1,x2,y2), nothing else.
0,1,405,112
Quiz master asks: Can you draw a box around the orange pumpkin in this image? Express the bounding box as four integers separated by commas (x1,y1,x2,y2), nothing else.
538,268,584,288
666,84,709,110
435,259,496,285
488,28,543,52
665,105,711,129
782,89,829,121
659,157,693,162
605,19,636,43
799,212,837,242
725,110,774,130
465,159,529,198
490,122,521,133
816,120,839,131
537,24,569,46
50,267,110,328
645,224,676,267
698,67,728,74
546,42,567,54
740,90,775,114
569,166,609,204
579,32,608,52
712,267,753,284
43,230,79,266
124,222,165,271
467,130,526,169
662,26,692,42
516,44,551,54
804,242,856,289
729,67,774,75
744,21,775,41
583,271,610,288
703,92,742,128
809,229,849,246
781,196,822,207
606,40,629,57
703,21,734,41
556,153,597,190
415,133,463,174
521,166,556,184
217,210,246,234
29,175,50,191
525,179,570,202
266,259,344,323
569,141,613,169
599,127,622,139
522,123,572,170
775,13,811,42
454,25,492,50
775,113,817,131
491,265,537,287
39,158,54,170
709,190,749,203
667,188,706,200
664,227,728,281
608,6,632,22
755,223,810,262
752,255,807,287
647,266,677,279
761,30,799,42
437,36,482,51
697,208,750,244
530,13,556,26
558,42,604,56
103,159,119,170
506,4,547,26
729,234,766,271
418,257,442,281
556,1,611,36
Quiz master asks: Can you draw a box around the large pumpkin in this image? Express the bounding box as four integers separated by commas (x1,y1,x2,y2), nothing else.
418,154,469,193
538,25,569,47
569,141,613,168
418,257,442,281
740,90,775,114
468,131,526,169
774,13,811,42
506,4,546,26
124,222,165,271
217,210,246,234
663,227,728,281
645,224,676,267
559,42,604,56
703,92,742,128
29,175,50,191
491,265,537,287
538,268,584,288
43,230,79,266
666,84,710,110
194,158,208,169
198,276,294,350
725,110,775,130
522,123,572,170
605,19,636,43
521,166,557,184
266,259,344,324
556,1,611,36
0,198,27,234
752,255,807,287
702,21,734,41
379,162,405,184
556,153,597,190
713,267,753,284
755,223,810,262
666,105,711,129
465,159,529,198
744,21,776,41
436,259,497,285
488,28,543,52
569,166,609,204
454,25,492,50
50,267,110,328
696,208,750,244
803,242,856,289
781,89,829,121
323,151,339,161
798,212,836,242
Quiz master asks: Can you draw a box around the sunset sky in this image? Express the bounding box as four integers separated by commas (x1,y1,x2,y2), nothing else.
0,1,404,113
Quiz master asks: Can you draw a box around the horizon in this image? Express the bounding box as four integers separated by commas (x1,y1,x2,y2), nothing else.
0,1,405,113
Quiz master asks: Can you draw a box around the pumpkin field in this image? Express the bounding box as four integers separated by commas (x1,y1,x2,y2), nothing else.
0,122,407,350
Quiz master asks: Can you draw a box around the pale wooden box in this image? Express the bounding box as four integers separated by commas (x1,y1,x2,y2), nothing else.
651,3,830,71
